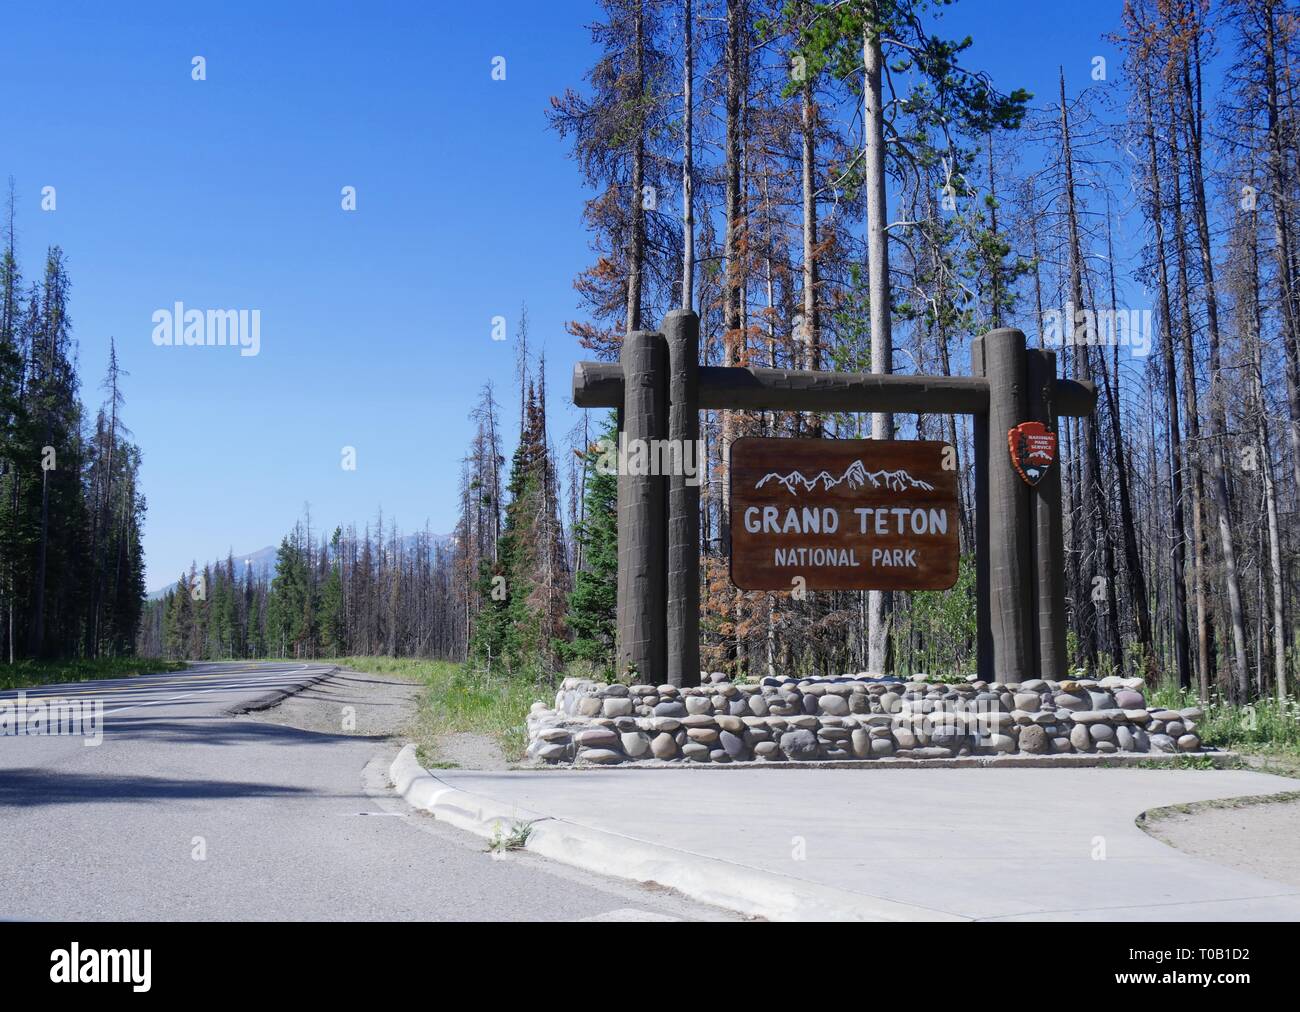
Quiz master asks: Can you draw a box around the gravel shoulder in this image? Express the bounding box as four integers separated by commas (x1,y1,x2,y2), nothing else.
240,667,420,738
243,666,511,769
1141,791,1300,888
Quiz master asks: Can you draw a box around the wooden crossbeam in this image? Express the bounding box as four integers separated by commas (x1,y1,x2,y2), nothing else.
573,362,1097,417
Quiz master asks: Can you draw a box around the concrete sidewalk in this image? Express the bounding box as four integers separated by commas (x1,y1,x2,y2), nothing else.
391,751,1300,921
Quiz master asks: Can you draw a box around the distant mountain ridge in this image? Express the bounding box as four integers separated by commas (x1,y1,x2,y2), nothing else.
147,545,278,599
755,460,936,496
146,532,454,599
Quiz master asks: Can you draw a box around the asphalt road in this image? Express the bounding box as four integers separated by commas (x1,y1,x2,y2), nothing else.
0,662,729,921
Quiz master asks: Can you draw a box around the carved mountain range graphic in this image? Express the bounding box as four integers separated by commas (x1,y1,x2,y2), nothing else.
754,459,936,496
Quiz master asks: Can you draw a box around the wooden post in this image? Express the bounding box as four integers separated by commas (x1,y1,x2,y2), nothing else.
972,338,993,683
614,403,627,668
1028,348,1067,681
617,331,669,683
983,328,1034,683
664,310,700,688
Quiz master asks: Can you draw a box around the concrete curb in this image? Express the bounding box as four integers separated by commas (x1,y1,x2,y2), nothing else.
1137,788,1300,829
388,743,968,922
516,750,1240,772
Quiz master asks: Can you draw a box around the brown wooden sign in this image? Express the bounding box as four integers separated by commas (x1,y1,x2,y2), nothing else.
729,438,960,592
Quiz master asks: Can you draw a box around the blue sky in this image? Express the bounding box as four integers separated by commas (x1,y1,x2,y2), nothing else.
1,0,1128,590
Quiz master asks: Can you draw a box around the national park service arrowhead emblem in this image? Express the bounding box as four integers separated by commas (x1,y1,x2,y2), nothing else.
1008,421,1057,487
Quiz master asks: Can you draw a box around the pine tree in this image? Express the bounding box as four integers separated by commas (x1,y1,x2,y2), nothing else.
23,248,88,657
561,415,619,672
320,527,346,655
548,0,678,356
266,533,314,658
470,380,569,675
164,574,192,659
0,181,27,663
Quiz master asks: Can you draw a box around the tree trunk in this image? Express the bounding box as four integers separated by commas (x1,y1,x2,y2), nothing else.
719,0,745,557
800,51,820,441
1102,202,1152,658
1168,101,1214,698
1245,205,1289,701
987,133,1002,328
864,14,893,672
1142,80,1193,689
1060,70,1117,670
1182,39,1249,699
800,14,819,373
1262,1,1300,504
681,0,694,312
626,1,646,335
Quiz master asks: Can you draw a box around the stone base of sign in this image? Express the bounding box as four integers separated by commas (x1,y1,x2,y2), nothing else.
526,673,1210,766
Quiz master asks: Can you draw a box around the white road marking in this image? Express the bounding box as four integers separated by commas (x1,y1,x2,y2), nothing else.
2,671,319,713
12,675,311,707
101,665,320,715
0,665,325,712
0,663,313,703
577,908,683,922
337,811,408,817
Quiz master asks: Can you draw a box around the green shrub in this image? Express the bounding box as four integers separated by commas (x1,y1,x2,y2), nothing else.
335,656,539,761
0,657,187,691
1147,678,1300,756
